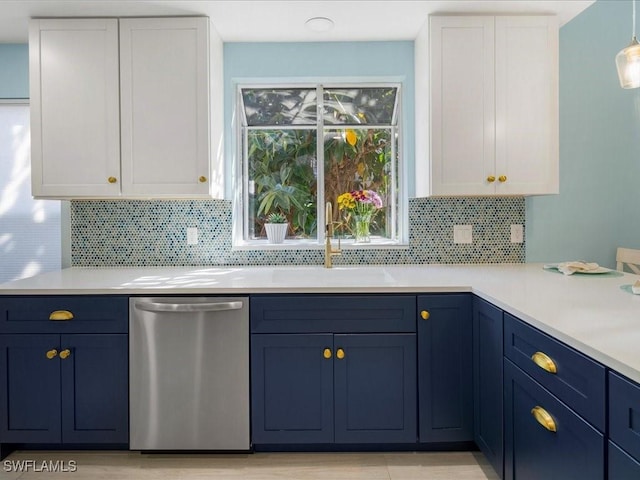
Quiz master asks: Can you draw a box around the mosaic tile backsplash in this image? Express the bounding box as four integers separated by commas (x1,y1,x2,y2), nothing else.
70,197,525,266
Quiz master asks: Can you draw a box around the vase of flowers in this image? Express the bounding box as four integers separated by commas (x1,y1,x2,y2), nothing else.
337,190,383,243
264,212,288,244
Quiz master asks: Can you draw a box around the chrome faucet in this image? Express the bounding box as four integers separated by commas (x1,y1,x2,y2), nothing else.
324,201,341,268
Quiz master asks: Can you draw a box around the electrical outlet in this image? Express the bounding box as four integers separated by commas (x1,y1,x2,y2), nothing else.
187,227,198,245
510,224,524,243
453,225,472,244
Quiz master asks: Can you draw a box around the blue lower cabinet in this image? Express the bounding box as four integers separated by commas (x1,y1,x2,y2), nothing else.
418,294,473,443
0,333,128,445
609,371,640,465
609,441,640,478
504,360,604,480
251,334,334,444
61,334,128,444
473,297,504,478
334,334,416,443
251,333,416,445
0,334,62,443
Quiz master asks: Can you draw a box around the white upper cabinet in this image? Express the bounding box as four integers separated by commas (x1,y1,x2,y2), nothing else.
119,17,210,197
30,16,216,199
417,15,558,196
29,19,121,197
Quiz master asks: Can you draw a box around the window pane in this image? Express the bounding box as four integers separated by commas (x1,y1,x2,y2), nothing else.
323,87,397,125
247,129,318,239
324,127,396,240
0,104,61,282
242,88,317,126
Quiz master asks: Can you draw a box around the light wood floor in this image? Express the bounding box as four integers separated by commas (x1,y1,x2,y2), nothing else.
1,450,500,480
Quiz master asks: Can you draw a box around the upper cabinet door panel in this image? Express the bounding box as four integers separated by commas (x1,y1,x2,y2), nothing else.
495,16,559,195
29,18,120,197
430,16,495,196
119,17,210,197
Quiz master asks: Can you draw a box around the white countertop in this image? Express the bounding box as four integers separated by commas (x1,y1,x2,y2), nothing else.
1,263,640,384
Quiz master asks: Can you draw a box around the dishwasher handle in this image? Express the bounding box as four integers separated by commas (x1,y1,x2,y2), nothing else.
133,300,244,313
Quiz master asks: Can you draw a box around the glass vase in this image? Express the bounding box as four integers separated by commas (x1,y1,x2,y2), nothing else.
353,213,372,243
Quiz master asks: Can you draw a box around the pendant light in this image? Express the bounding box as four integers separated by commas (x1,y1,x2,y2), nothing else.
616,0,640,88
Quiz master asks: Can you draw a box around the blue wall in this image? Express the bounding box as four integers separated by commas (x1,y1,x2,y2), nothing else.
526,0,640,268
223,41,415,198
0,44,28,99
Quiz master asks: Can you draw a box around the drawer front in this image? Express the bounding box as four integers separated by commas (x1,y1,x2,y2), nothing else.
609,372,640,462
0,296,128,333
504,314,605,431
504,359,605,480
609,441,640,478
250,295,416,333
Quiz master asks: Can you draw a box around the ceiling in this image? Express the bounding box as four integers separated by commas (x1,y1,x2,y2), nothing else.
0,1,595,44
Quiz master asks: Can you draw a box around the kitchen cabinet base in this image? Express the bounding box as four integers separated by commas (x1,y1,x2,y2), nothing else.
0,443,128,461
253,442,478,453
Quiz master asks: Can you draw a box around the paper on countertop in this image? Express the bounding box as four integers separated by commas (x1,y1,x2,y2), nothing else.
556,261,600,275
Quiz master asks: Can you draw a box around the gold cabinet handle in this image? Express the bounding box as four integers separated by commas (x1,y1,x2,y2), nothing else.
531,406,557,432
108,176,117,184
323,348,332,359
59,349,71,360
498,175,507,183
420,310,430,320
49,310,74,321
336,348,345,360
46,349,58,359
531,351,557,374
199,176,207,183
487,175,496,183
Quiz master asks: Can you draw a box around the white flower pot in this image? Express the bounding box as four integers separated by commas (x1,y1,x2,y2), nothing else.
265,223,288,244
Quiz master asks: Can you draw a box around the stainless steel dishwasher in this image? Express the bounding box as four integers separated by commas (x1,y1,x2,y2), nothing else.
129,297,249,451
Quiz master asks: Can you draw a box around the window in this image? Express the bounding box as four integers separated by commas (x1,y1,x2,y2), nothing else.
0,102,60,283
236,84,403,247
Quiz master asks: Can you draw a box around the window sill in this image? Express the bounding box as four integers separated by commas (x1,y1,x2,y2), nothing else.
232,238,409,251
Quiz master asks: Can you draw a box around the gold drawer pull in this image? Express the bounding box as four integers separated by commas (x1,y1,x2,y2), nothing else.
336,348,345,360
531,406,557,432
323,348,332,359
199,176,207,183
46,349,58,359
531,351,557,374
59,349,71,360
498,175,507,182
49,310,74,321
420,310,430,320
487,175,496,183
108,176,117,184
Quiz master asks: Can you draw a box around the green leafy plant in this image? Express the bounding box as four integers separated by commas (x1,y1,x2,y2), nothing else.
265,212,287,224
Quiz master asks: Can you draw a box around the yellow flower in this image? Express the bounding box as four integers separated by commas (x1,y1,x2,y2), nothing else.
337,192,355,210
345,129,357,147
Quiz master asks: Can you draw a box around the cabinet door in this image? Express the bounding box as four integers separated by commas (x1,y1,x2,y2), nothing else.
609,441,640,479
0,334,61,443
60,334,128,444
430,16,495,196
119,17,210,197
473,297,504,477
504,360,604,480
495,16,558,195
418,294,473,442
29,18,120,198
251,334,334,444
334,334,416,443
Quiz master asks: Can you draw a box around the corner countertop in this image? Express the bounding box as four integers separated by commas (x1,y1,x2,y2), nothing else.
1,264,639,384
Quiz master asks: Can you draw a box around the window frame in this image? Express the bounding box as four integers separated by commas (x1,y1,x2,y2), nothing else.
233,81,407,250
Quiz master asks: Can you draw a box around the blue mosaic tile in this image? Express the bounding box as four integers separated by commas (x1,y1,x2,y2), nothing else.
70,197,525,266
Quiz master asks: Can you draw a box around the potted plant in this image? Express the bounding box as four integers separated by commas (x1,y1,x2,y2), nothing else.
264,212,288,244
